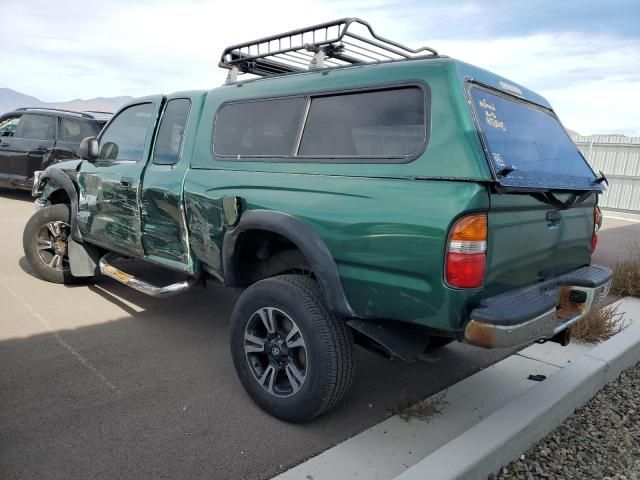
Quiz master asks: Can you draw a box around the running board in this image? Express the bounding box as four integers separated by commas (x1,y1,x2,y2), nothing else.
99,253,198,298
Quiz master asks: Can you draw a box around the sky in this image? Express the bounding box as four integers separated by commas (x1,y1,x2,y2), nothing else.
1,0,639,136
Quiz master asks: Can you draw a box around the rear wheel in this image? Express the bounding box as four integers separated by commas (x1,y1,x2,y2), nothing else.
23,204,77,284
230,274,354,422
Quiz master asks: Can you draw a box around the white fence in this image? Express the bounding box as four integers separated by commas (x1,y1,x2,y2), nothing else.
572,135,640,213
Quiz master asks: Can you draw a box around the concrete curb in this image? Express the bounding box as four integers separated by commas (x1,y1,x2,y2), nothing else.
393,297,640,480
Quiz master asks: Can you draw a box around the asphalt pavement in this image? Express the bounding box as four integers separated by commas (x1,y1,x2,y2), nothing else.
592,213,640,267
0,190,628,480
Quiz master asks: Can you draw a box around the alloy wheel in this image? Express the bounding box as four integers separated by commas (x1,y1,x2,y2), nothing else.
244,306,308,398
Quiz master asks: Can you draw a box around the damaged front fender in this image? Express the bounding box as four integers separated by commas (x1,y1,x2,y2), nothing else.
34,160,86,242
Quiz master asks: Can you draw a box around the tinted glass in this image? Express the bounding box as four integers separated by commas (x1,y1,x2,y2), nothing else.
470,87,599,191
59,118,99,142
16,114,56,141
214,97,305,156
152,99,191,165
299,87,426,157
0,115,21,137
99,103,154,162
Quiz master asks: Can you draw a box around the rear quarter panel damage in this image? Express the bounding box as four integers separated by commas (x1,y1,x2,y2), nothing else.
184,168,490,331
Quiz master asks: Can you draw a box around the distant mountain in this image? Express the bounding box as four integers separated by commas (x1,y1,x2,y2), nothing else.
0,88,48,113
0,88,133,116
50,96,134,114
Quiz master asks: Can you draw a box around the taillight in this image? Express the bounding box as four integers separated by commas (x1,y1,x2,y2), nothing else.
445,214,487,288
592,206,602,251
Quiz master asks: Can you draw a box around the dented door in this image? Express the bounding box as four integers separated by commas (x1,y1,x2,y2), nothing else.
77,98,164,258
139,96,196,273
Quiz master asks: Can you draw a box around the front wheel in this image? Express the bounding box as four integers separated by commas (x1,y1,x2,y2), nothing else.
230,274,355,422
23,204,78,284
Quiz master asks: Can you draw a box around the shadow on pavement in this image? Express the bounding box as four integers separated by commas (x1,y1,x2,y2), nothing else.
0,188,34,203
0,277,513,480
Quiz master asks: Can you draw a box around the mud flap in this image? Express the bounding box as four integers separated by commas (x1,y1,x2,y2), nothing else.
347,319,431,363
68,239,100,277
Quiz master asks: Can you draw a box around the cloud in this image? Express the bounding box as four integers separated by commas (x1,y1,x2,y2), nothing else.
0,0,337,99
430,33,640,135
0,0,638,135
332,0,640,41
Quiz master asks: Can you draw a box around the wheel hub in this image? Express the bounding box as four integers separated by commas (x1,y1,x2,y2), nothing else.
266,335,289,360
54,239,67,255
266,336,289,366
36,220,71,272
244,307,308,397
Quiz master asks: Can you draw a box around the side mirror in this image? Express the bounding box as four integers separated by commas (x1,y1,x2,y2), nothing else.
79,136,99,161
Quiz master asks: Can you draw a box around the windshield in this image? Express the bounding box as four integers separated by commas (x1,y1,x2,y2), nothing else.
470,86,602,191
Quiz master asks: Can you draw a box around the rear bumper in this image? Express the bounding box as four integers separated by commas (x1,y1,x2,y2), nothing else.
465,265,612,348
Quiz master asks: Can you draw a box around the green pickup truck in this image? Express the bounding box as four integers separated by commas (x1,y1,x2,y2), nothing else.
23,19,611,422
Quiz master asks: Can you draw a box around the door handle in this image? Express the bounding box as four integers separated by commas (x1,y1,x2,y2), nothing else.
120,177,133,187
546,210,561,222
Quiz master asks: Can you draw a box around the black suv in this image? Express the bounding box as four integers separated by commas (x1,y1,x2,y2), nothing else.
0,108,110,191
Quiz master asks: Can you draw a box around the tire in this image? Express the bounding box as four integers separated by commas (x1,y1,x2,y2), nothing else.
23,204,78,284
230,274,355,422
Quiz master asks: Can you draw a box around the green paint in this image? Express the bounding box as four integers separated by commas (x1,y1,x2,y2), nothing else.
36,57,596,332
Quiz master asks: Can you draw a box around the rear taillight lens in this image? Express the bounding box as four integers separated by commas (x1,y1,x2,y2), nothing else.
592,206,602,251
445,214,487,288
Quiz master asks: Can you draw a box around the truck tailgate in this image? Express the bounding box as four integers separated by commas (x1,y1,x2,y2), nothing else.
483,192,596,296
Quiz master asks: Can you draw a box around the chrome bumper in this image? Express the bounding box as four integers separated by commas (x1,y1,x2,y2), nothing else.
465,265,612,349
31,170,43,197
32,170,46,211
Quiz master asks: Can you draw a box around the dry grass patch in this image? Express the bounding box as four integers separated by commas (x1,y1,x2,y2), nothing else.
611,243,640,297
572,303,627,343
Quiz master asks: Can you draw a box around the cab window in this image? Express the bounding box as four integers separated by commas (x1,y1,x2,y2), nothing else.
152,99,191,165
213,97,306,157
0,115,21,137
299,87,426,157
15,114,57,141
98,103,154,162
212,86,428,162
59,118,99,142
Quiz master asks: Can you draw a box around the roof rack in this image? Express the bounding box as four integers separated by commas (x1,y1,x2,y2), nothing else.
15,107,95,119
219,18,438,83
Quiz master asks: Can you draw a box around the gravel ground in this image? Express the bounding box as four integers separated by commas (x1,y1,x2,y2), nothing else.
495,362,640,480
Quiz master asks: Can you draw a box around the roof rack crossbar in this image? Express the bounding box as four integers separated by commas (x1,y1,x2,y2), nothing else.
338,41,392,62
340,40,395,61
277,52,314,68
285,50,313,61
219,18,438,82
343,32,411,59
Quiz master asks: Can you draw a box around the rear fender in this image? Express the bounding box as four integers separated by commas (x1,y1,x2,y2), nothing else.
223,210,354,317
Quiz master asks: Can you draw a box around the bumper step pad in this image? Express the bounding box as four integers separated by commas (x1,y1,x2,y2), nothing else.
466,265,612,348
